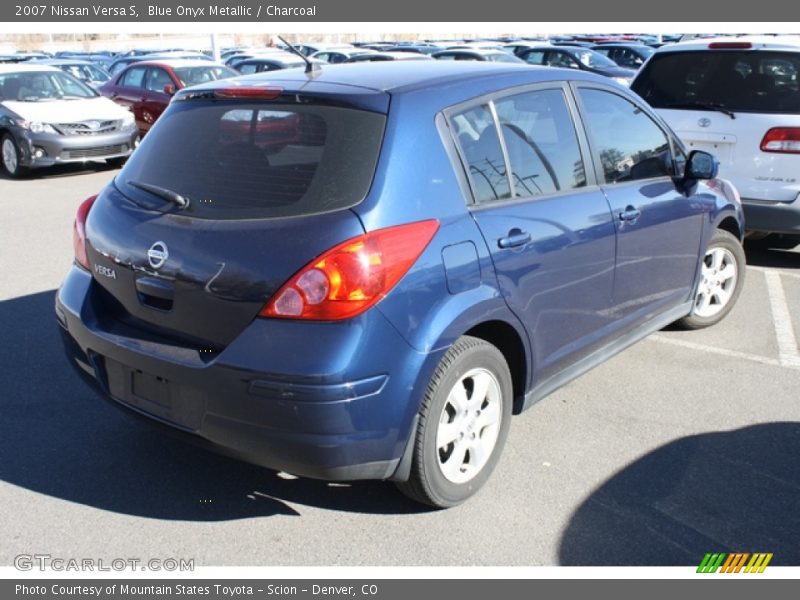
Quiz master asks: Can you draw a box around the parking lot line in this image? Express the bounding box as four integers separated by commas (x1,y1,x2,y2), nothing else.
764,271,800,368
749,265,800,281
648,335,794,370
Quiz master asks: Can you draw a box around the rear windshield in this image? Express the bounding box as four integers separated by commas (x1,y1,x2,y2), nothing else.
632,50,800,114
116,100,386,219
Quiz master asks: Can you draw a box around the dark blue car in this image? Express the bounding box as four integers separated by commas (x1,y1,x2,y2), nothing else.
57,61,745,507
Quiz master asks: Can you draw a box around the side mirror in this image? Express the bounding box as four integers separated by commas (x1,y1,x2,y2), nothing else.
684,150,719,180
163,84,175,96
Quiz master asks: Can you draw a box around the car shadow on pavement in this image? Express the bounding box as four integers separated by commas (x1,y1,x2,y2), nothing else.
0,290,431,521
558,422,800,565
744,241,800,269
0,162,118,181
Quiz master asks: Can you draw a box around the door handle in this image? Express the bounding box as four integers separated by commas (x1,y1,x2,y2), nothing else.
498,229,531,249
135,276,174,300
619,206,641,222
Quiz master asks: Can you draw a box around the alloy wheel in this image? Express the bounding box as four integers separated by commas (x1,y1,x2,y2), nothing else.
436,368,502,484
694,246,738,318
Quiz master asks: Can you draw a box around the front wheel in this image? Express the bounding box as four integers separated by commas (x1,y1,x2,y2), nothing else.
395,336,513,508
676,229,745,330
1,133,26,178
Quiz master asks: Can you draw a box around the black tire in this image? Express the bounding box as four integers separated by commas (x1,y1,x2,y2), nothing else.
395,336,513,508
675,229,745,330
1,133,27,178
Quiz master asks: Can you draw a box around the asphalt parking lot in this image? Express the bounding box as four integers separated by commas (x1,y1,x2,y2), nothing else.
1,164,798,567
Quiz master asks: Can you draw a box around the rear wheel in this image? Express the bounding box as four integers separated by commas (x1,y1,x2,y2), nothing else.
676,229,745,329
396,336,513,508
1,134,26,178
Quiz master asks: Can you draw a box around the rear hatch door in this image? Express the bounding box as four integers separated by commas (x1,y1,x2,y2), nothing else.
85,92,388,347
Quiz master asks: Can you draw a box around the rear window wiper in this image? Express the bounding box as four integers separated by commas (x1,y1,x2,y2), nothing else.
126,180,190,209
662,101,736,119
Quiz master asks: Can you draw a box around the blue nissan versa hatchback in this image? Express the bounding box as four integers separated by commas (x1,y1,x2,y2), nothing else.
57,62,745,507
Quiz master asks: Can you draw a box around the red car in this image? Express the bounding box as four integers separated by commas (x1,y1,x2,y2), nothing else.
98,59,237,135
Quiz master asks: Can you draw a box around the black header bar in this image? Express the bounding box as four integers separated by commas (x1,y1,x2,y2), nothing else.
3,0,800,22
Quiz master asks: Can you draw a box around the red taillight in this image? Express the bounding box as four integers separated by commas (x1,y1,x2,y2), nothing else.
708,42,753,49
73,195,98,270
760,127,800,154
214,86,283,99
261,220,440,321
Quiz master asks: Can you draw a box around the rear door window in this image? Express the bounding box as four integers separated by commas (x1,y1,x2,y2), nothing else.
632,50,800,114
494,88,587,196
117,101,386,219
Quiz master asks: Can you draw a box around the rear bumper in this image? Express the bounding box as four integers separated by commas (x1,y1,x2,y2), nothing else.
56,266,440,481
741,195,800,234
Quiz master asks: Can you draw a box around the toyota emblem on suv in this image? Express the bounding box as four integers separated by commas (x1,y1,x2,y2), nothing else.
147,241,169,269
698,117,712,128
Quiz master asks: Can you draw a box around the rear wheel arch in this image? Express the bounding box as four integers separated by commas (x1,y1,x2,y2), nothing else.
463,320,528,415
395,334,514,507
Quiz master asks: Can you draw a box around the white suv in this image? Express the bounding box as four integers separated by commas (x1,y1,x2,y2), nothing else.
632,36,800,247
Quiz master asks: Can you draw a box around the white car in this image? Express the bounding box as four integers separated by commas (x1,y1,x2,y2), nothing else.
632,36,800,246
0,64,138,177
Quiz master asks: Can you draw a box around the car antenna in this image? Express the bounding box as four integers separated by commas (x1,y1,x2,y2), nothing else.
277,35,320,75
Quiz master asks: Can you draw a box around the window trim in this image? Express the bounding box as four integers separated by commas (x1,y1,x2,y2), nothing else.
443,80,598,208
488,99,516,199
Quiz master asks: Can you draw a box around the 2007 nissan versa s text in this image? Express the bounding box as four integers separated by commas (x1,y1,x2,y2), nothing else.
57,61,746,507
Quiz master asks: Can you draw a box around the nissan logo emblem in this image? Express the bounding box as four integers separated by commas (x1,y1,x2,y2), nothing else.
147,241,169,270
698,118,712,128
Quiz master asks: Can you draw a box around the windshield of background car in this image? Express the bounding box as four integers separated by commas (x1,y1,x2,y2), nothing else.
171,65,237,87
487,52,523,63
632,50,800,113
63,64,110,83
575,50,618,68
116,100,387,219
0,70,97,101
